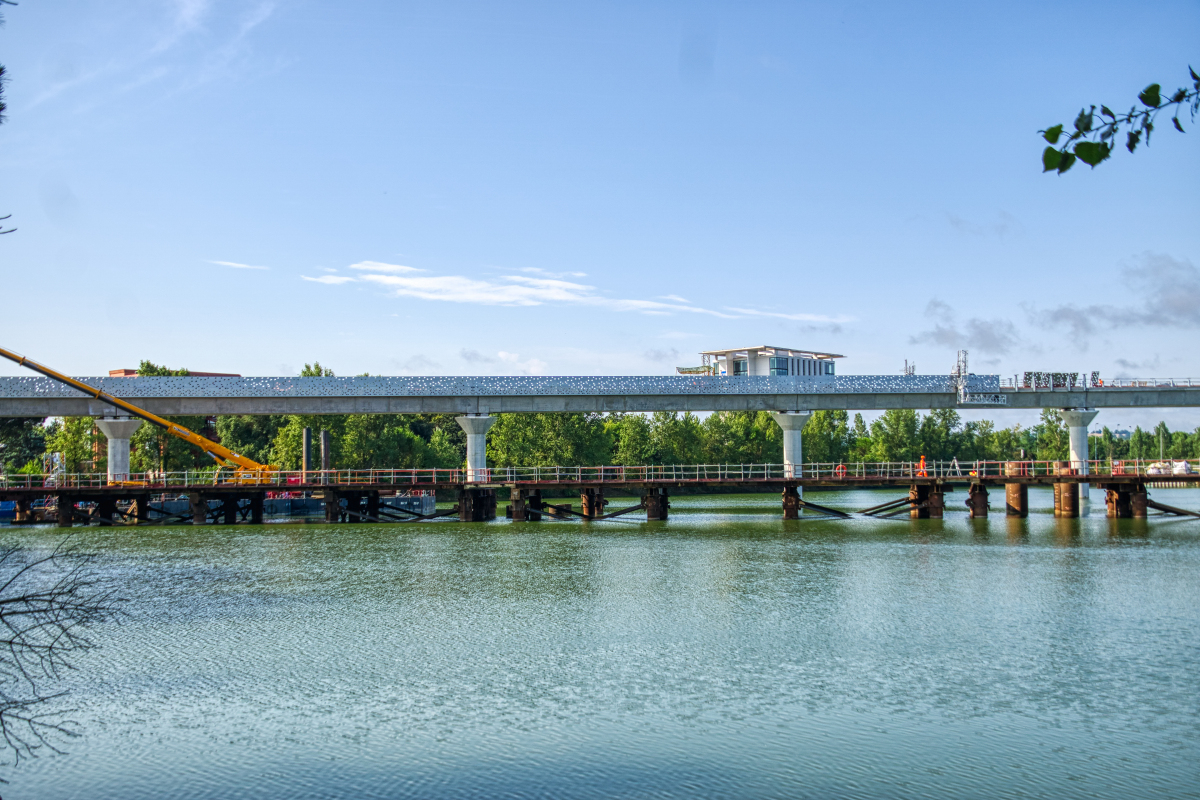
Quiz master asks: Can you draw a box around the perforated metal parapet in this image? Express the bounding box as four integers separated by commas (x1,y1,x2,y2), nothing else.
0,374,996,399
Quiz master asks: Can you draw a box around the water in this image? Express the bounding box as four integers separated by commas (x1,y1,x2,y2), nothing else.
7,487,1200,799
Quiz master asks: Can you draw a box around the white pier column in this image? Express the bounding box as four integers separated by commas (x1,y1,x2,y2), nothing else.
1060,408,1099,475
95,416,143,483
455,414,496,482
770,411,812,484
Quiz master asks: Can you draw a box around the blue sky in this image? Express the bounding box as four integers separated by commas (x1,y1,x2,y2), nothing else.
1,1,1198,425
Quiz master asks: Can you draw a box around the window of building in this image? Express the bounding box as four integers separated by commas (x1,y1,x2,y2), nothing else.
732,359,748,376
769,357,788,376
825,361,835,375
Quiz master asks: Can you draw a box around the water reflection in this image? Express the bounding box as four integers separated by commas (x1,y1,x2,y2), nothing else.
5,488,1200,800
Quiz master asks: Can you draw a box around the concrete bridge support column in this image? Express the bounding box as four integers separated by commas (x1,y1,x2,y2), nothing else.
644,487,669,520
782,486,801,520
1060,409,1099,474
967,484,988,518
95,417,143,483
770,411,812,486
1005,484,1028,517
456,415,497,483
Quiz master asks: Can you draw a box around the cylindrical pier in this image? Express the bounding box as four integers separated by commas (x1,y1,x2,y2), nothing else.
1005,483,1028,517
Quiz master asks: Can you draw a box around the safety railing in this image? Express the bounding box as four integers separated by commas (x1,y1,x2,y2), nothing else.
3,459,1197,490
999,375,1200,390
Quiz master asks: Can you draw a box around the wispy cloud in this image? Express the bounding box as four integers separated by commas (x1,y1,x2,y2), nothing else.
518,266,587,278
726,307,852,323
348,261,423,274
304,261,854,324
211,259,269,270
302,275,356,285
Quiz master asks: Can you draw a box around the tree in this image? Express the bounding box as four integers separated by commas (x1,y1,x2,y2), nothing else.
0,543,122,770
700,411,781,464
1040,66,1199,173
868,409,920,461
1035,409,1068,460
43,417,100,473
607,414,654,466
794,410,849,464
0,418,44,473
487,413,612,468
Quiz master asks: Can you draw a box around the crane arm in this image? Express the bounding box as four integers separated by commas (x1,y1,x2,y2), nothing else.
0,347,276,474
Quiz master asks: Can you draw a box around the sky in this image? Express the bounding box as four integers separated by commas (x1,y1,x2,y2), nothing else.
1,0,1198,429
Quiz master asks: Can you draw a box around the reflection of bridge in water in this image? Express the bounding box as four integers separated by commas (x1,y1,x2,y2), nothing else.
3,459,1196,526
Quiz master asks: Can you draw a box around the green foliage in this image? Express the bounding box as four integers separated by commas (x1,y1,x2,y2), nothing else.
130,415,213,472
487,413,612,468
1035,409,1068,460
700,411,783,464
215,415,286,464
607,414,654,466
649,411,705,464
0,418,46,473
1040,67,1199,173
137,360,189,377
44,417,100,473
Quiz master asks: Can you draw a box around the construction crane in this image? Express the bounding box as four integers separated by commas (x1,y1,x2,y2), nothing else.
0,347,278,483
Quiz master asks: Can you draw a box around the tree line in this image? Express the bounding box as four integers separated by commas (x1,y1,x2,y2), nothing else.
3,362,1200,475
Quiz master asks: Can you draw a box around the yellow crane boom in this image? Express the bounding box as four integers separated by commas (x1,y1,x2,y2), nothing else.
0,347,277,481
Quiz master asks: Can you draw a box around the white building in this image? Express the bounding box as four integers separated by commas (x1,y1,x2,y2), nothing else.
679,346,843,377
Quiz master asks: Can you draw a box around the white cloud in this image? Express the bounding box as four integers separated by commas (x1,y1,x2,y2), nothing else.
518,266,587,278
306,262,851,323
302,275,356,285
659,294,691,303
349,261,423,274
211,259,269,270
726,307,852,323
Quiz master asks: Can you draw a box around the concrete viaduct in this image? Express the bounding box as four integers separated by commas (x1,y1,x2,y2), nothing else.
2,373,1198,484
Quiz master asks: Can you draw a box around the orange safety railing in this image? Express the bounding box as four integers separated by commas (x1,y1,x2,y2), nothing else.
3,459,1196,489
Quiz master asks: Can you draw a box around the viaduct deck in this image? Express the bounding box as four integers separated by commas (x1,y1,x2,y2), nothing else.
2,375,1200,416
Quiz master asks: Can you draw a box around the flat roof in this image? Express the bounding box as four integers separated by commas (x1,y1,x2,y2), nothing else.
700,346,844,359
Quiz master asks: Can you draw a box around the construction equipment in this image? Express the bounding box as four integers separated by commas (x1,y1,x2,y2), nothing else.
0,347,277,484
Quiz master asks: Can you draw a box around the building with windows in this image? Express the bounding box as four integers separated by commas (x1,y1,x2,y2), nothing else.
677,346,843,377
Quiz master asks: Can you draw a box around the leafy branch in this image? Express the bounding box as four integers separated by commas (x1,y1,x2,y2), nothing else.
1040,66,1200,173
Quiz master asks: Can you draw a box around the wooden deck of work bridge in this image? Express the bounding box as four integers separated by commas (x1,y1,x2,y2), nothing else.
3,460,1197,526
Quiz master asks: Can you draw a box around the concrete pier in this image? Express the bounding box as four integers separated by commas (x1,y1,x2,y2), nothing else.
95,416,143,483
770,411,812,484
456,414,496,482
1060,408,1098,474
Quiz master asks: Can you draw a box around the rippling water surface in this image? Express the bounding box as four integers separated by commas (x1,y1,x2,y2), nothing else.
9,487,1200,799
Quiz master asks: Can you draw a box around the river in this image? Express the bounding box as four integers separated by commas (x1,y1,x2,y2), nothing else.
9,487,1200,799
